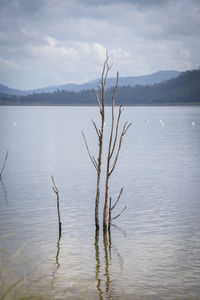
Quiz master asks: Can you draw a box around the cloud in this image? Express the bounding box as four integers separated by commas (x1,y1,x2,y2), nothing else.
0,57,19,71
0,0,200,89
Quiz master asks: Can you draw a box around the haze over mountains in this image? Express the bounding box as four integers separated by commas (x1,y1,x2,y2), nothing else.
1,69,200,106
0,70,180,96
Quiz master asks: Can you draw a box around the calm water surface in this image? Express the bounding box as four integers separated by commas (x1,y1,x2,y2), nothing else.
0,106,200,299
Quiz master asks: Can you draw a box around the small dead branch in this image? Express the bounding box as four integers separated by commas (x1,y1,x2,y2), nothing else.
111,188,123,211
108,188,126,228
82,131,98,170
91,119,100,138
0,150,8,180
94,89,102,112
51,176,62,237
112,205,127,221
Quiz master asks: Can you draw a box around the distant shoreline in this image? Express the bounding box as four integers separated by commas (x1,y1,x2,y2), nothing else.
1,103,200,107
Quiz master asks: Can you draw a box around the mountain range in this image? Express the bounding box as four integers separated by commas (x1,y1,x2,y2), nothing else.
0,70,180,96
1,69,200,106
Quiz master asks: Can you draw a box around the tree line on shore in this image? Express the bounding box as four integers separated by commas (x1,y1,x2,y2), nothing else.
0,69,200,105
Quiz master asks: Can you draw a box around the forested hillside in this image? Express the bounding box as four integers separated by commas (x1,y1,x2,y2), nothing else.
0,69,199,105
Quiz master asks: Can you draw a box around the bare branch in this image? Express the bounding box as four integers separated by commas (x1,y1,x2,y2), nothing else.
107,77,117,159
91,119,100,137
0,150,8,180
109,121,132,176
110,71,119,148
101,53,109,84
97,83,101,92
82,131,98,171
112,205,127,221
109,135,122,176
104,62,112,86
94,89,102,111
51,176,62,237
111,188,123,211
110,105,122,159
122,122,132,136
52,186,57,194
51,176,58,194
92,156,98,169
111,71,119,106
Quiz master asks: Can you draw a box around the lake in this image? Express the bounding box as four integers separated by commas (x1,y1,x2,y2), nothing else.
0,106,200,299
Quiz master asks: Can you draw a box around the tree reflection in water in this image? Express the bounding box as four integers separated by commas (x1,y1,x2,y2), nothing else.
95,227,124,300
51,231,61,286
0,179,8,206
94,229,103,300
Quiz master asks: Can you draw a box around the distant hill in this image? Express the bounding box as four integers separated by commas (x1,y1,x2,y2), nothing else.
0,69,199,106
0,70,180,96
0,84,23,95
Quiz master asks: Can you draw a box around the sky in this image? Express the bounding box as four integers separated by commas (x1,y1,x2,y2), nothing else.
0,0,200,90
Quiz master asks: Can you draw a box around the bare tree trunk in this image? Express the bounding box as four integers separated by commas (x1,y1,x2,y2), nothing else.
103,71,131,231
51,176,62,238
83,53,111,230
83,54,130,230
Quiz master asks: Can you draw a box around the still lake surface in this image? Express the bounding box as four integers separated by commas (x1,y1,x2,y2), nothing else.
0,106,200,299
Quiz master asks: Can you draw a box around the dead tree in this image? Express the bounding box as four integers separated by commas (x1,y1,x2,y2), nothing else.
51,176,62,238
103,73,131,231
0,150,8,180
82,53,112,231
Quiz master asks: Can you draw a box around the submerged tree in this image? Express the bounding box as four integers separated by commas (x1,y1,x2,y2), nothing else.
82,54,111,230
83,54,131,231
51,176,62,238
103,73,131,231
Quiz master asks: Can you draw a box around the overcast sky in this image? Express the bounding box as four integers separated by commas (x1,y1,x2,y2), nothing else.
0,0,200,90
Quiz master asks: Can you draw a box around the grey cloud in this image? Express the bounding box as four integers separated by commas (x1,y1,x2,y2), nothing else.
78,0,167,7
0,0,200,89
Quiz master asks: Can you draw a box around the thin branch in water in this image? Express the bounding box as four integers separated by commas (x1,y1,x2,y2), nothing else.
112,205,127,221
111,188,123,211
122,122,132,136
109,135,123,176
109,121,132,176
110,105,122,159
82,131,98,171
91,119,100,137
0,150,8,180
51,176,62,237
108,72,119,160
